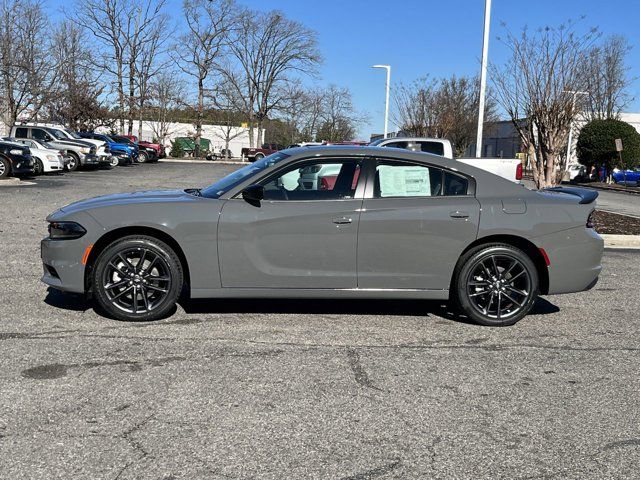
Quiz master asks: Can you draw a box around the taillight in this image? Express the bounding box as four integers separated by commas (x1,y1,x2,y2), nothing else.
516,162,523,180
586,210,595,229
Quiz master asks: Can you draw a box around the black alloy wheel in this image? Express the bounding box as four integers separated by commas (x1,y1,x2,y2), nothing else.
452,244,539,326
92,235,183,321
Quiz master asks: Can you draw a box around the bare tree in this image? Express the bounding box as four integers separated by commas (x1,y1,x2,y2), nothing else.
72,0,129,132
147,71,184,143
174,0,234,157
48,21,111,130
316,85,360,142
492,20,598,188
584,35,634,120
124,0,168,136
0,0,58,132
224,9,321,146
393,77,441,138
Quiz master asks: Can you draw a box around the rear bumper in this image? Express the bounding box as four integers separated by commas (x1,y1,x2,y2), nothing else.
535,227,604,295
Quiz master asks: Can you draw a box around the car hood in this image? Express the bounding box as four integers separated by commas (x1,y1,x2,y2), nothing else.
56,189,197,216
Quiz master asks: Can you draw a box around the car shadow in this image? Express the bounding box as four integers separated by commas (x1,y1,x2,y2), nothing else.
44,287,560,324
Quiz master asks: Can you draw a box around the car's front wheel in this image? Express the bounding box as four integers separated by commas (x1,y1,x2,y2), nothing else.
138,151,149,163
67,153,79,171
110,156,119,167
92,235,184,321
451,244,539,326
34,158,44,175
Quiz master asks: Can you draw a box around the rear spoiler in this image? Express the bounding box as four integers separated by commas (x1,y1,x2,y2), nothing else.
543,186,598,204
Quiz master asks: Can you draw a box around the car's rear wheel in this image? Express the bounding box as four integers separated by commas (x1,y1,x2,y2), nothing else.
92,235,183,321
254,153,264,161
451,244,539,326
67,153,79,171
0,157,9,178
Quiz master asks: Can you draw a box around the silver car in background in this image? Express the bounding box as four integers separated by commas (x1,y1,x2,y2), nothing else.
41,146,603,326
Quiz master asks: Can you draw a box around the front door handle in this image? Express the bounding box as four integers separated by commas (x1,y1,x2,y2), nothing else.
449,210,470,219
332,216,353,225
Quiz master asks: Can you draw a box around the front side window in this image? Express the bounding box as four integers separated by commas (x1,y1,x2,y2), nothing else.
260,159,362,201
31,128,50,141
374,161,441,198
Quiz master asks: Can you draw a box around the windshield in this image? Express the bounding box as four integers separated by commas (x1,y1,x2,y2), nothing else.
201,152,290,198
368,138,384,146
64,129,82,139
51,129,67,140
41,141,56,149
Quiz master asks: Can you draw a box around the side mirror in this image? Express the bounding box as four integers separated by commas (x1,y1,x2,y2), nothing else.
241,184,264,206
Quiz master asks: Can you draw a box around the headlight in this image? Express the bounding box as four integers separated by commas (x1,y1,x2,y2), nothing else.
9,148,24,155
80,147,90,154
48,221,87,240
46,154,57,161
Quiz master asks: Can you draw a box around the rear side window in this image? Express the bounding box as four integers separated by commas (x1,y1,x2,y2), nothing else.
444,172,469,196
14,127,28,138
383,140,445,156
31,128,49,141
374,162,442,198
417,141,445,156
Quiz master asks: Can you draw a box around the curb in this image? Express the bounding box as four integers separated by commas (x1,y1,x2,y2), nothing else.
0,178,36,186
601,234,640,249
162,159,247,165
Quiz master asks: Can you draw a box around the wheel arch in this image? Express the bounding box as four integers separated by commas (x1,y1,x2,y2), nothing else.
84,226,191,294
456,234,549,295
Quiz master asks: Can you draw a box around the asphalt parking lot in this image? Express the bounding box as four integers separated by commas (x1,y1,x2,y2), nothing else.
1,162,639,479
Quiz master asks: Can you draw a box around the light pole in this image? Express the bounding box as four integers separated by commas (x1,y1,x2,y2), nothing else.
475,0,491,158
372,65,391,138
564,90,588,168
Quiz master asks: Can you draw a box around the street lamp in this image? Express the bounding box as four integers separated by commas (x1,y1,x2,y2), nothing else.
475,0,492,158
372,65,391,139
564,90,588,168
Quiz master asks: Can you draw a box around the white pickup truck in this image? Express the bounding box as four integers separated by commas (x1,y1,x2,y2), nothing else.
369,137,522,183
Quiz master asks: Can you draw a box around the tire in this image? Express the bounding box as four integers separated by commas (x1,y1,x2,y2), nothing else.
138,151,149,163
33,158,44,175
92,235,184,321
110,156,119,167
254,153,265,161
67,153,79,171
0,156,10,178
450,243,539,326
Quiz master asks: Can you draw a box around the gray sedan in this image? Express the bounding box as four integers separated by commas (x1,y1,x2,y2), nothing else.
41,146,603,326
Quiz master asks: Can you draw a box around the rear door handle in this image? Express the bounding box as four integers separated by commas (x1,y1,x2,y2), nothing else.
332,216,353,225
449,210,470,219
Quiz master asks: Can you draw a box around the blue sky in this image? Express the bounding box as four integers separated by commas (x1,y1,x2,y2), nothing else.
51,0,640,139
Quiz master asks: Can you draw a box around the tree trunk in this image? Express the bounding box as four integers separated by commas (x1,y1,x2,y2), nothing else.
127,59,135,136
116,53,125,133
256,120,263,146
195,77,203,158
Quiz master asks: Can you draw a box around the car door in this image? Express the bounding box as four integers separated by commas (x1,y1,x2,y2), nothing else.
357,158,480,290
218,157,365,289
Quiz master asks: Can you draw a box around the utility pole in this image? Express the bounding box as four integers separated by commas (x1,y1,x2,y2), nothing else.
475,0,491,158
372,65,391,138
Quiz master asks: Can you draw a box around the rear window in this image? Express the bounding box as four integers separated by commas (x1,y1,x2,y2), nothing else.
14,127,28,138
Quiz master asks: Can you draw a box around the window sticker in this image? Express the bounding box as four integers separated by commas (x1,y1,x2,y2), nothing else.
378,165,431,197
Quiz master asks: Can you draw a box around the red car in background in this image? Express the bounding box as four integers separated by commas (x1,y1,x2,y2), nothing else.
121,134,166,159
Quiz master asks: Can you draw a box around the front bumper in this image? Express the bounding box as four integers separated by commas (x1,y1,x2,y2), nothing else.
97,154,114,166
40,212,104,294
536,227,604,295
80,154,100,166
